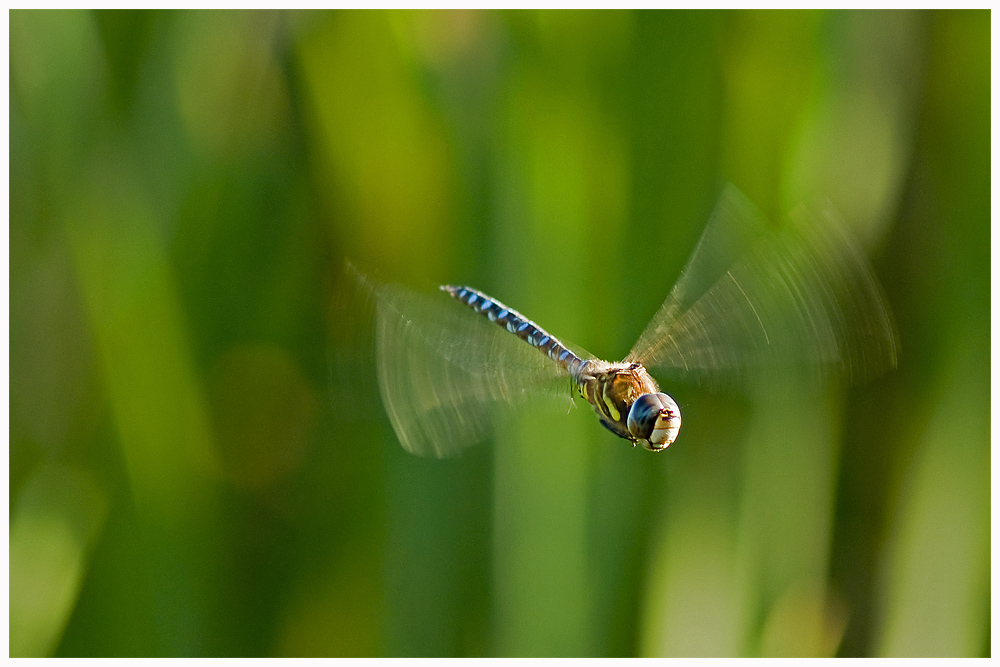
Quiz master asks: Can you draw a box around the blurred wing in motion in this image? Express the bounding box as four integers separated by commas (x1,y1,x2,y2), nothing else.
354,270,577,458
627,184,899,391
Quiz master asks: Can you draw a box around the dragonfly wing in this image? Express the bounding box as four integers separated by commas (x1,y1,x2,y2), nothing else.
357,273,576,458
628,185,899,391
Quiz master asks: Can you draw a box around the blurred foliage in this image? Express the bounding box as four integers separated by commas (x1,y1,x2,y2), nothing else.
9,9,990,657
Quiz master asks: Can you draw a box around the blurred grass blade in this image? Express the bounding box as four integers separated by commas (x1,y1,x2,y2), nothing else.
10,464,108,657
876,344,989,656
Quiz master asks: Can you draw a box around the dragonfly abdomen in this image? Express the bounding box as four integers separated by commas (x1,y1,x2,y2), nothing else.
441,285,585,376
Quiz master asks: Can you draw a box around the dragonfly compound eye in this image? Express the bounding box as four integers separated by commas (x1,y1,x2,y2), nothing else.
627,393,681,451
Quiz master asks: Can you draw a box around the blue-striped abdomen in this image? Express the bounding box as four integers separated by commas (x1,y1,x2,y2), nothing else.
441,285,586,376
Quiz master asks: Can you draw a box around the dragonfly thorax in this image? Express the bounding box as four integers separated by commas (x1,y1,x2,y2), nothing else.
574,361,681,451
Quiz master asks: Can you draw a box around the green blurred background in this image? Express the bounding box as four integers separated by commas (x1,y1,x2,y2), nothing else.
9,9,990,657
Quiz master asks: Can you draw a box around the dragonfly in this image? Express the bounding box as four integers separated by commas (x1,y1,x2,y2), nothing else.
356,184,898,458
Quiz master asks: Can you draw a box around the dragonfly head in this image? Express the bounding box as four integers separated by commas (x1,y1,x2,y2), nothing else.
627,392,681,451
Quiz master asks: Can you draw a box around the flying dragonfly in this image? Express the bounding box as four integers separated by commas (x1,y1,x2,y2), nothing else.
355,184,898,458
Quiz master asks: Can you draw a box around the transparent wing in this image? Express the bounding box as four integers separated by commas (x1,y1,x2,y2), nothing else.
627,184,899,391
354,271,578,458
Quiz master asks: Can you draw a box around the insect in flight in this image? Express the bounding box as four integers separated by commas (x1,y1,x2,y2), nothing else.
355,184,898,458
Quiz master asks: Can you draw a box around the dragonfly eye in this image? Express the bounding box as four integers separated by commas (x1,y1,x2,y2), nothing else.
627,393,681,451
